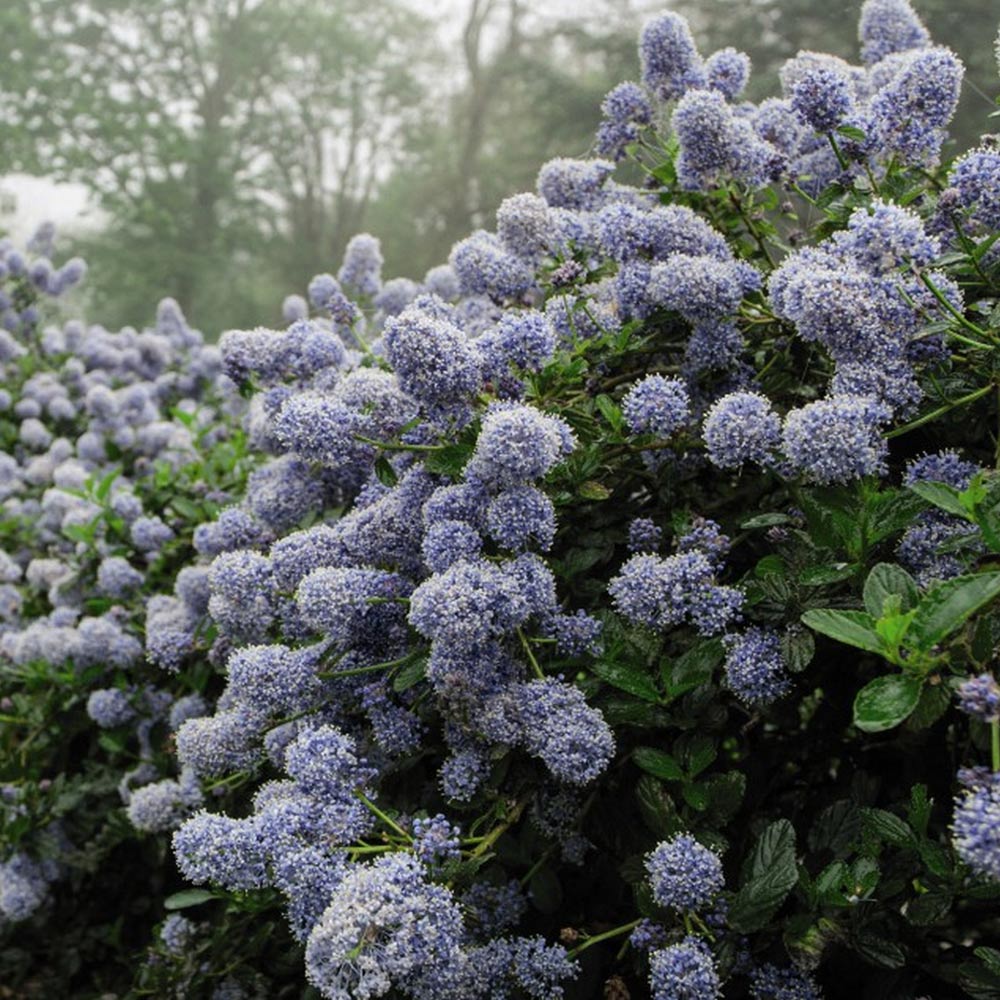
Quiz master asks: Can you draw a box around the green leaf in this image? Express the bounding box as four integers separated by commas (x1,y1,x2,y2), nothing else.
424,442,473,477
683,734,717,777
702,771,746,823
906,890,952,926
908,784,932,836
907,571,1000,652
852,932,907,970
662,638,723,696
741,513,794,530
392,657,426,693
863,563,919,617
801,609,884,654
681,782,709,811
374,456,398,487
729,819,799,933
867,490,932,544
170,496,203,521
908,480,971,520
836,124,867,141
781,627,815,673
592,658,660,702
578,480,611,501
635,774,680,838
95,466,120,502
904,682,951,731
853,674,923,732
164,889,220,910
800,563,856,586
595,394,623,431
633,747,684,781
860,807,915,847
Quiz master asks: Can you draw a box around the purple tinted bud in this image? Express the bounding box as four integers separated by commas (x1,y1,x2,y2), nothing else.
628,517,662,554
782,396,889,484
749,963,823,1000
859,0,930,65
953,780,1000,882
412,814,462,867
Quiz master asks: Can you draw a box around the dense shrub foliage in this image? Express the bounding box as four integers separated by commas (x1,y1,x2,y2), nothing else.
5,1,1000,997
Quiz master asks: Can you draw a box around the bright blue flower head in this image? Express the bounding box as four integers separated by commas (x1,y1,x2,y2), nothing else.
650,937,722,999
645,833,724,911
622,375,691,438
723,627,792,707
640,13,706,101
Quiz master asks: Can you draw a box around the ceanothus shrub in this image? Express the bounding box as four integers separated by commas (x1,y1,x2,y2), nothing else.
6,1,1000,997
125,4,1000,995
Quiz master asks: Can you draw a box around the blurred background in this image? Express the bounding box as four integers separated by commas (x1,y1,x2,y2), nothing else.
1,0,996,335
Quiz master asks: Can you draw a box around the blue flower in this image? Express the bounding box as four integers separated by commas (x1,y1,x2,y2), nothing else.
645,833,724,911
304,854,465,999
723,627,792,707
702,391,781,470
649,937,721,999
622,375,691,438
640,13,706,101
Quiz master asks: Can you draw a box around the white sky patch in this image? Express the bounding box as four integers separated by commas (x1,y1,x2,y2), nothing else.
0,174,101,246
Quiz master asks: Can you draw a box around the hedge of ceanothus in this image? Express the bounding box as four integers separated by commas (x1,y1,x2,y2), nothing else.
0,227,260,989
7,1,1000,997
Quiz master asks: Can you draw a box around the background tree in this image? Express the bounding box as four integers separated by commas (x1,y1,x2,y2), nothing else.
1,0,430,331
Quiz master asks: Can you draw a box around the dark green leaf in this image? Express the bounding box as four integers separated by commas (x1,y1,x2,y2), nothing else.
374,456,398,487
702,771,746,823
684,734,717,777
681,782,709,811
730,819,798,932
853,674,923,733
595,394,623,431
528,867,562,914
392,657,426,693
906,890,952,926
860,807,915,847
800,563,856,586
633,747,684,781
852,932,907,969
635,774,680,838
781,627,815,673
663,638,723,695
164,889,220,910
741,513,794,530
592,658,660,702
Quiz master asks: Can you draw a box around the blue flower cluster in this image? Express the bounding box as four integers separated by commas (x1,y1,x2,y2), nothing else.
771,200,955,416
0,229,242,922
